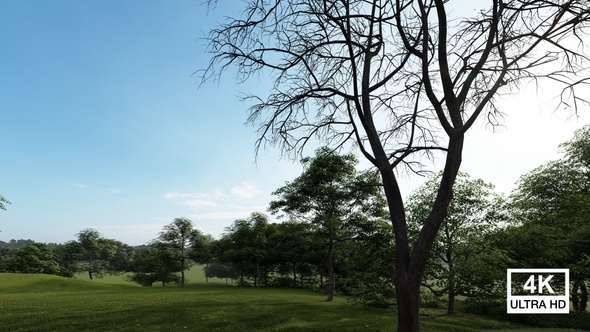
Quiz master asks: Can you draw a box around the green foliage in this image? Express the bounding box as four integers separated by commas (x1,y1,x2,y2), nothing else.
270,147,386,301
2,242,61,275
156,217,205,286
0,194,10,211
347,279,396,308
126,247,182,286
420,287,444,309
508,124,590,313
406,172,505,313
463,297,505,315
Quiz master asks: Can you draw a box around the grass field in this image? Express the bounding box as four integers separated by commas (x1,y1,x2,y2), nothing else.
0,272,585,331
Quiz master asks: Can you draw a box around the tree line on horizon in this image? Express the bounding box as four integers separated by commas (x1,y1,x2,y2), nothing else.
0,126,588,320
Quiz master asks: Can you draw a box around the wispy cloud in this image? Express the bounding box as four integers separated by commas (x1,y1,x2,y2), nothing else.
181,199,218,209
164,182,262,209
230,182,262,199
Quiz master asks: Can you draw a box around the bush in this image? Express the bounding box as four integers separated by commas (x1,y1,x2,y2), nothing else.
347,281,396,308
464,296,505,315
420,288,444,308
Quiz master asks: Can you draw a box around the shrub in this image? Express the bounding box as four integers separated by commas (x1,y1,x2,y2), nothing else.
420,288,444,308
463,296,504,315
347,281,396,308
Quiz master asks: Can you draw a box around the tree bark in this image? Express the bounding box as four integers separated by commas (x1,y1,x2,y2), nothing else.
395,271,422,332
572,281,579,312
256,260,261,288
447,250,455,314
326,234,335,301
581,282,588,312
180,256,185,287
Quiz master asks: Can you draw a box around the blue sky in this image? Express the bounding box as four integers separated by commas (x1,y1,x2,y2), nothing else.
1,1,588,245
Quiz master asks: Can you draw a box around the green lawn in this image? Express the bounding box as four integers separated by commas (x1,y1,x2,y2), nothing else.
73,264,233,286
0,273,585,331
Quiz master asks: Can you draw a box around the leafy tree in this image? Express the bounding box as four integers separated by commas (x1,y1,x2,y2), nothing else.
270,147,385,301
266,220,322,288
203,262,238,285
104,239,136,274
53,241,83,277
126,247,181,287
3,242,60,275
218,212,271,287
509,125,590,312
203,0,590,329
342,218,396,308
77,228,108,280
406,172,502,313
156,217,203,286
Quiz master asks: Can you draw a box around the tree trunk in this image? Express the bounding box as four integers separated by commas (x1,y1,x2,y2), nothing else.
581,281,588,312
239,266,244,286
447,250,455,314
326,237,335,301
88,256,94,280
573,281,580,312
180,256,186,287
256,260,261,288
395,272,422,332
292,263,297,288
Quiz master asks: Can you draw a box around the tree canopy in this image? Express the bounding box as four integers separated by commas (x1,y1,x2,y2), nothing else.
270,147,385,300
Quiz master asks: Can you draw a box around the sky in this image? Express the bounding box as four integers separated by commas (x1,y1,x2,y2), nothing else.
1,1,588,246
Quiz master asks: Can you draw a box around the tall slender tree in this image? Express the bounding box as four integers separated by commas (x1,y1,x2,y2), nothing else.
270,147,385,301
406,172,502,314
203,1,590,329
157,217,203,287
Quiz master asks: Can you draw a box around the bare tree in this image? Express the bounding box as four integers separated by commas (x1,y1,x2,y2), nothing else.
202,0,590,330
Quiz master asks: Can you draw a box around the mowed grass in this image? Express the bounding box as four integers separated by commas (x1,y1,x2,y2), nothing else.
0,273,583,332
73,265,232,286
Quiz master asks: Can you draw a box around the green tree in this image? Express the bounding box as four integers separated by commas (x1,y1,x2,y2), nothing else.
4,242,60,275
156,217,203,286
203,1,590,329
219,212,271,287
342,218,396,308
270,147,385,301
54,241,83,277
406,172,502,313
509,125,590,312
77,228,108,280
126,246,181,287
266,220,322,288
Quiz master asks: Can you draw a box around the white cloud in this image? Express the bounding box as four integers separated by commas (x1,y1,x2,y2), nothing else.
164,192,192,199
181,199,218,209
230,182,261,199
190,211,252,220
